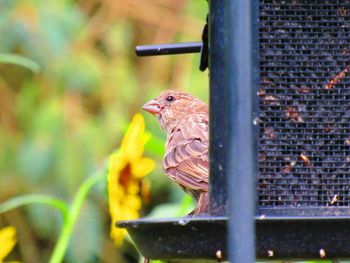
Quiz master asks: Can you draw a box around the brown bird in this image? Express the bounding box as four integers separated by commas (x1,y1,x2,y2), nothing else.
142,90,209,215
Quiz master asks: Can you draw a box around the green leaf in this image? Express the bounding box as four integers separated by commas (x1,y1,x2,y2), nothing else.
17,138,53,182
147,195,195,218
147,203,181,218
67,201,102,263
0,53,41,72
176,194,195,216
0,194,69,221
145,134,165,156
49,170,105,263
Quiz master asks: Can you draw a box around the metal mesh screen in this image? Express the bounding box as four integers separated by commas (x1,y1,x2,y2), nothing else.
258,0,350,209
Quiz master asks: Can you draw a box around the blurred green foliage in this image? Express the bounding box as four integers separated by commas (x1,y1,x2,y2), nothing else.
0,0,207,262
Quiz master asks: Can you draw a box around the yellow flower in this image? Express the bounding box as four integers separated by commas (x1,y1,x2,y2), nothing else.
0,226,17,262
108,113,155,246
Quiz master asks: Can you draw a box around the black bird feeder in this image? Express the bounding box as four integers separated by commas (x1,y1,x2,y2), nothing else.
118,0,350,261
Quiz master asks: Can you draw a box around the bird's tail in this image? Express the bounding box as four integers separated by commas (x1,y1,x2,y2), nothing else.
194,192,209,215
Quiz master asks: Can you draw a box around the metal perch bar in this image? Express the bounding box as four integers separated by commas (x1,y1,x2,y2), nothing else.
135,42,202,56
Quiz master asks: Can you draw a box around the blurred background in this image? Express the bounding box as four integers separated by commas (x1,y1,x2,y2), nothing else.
0,0,208,262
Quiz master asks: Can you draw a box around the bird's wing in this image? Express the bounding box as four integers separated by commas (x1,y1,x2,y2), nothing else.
163,118,209,192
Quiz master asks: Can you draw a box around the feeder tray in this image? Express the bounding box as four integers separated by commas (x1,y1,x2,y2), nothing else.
117,215,350,260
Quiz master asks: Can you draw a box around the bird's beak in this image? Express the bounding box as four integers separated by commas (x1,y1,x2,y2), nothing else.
142,99,161,115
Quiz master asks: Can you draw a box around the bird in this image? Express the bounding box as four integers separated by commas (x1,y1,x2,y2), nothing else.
142,90,209,215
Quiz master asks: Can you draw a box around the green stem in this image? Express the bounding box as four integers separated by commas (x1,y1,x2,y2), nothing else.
0,194,69,221
49,173,104,263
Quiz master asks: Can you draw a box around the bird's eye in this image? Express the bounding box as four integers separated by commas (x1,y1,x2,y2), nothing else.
166,95,175,102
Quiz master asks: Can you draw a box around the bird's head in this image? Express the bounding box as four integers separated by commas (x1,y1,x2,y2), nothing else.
142,90,207,133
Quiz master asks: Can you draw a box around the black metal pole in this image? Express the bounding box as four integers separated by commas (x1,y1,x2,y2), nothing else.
208,0,228,216
135,42,202,56
225,0,258,262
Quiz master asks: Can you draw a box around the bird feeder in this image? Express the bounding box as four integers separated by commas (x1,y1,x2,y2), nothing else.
117,0,350,261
